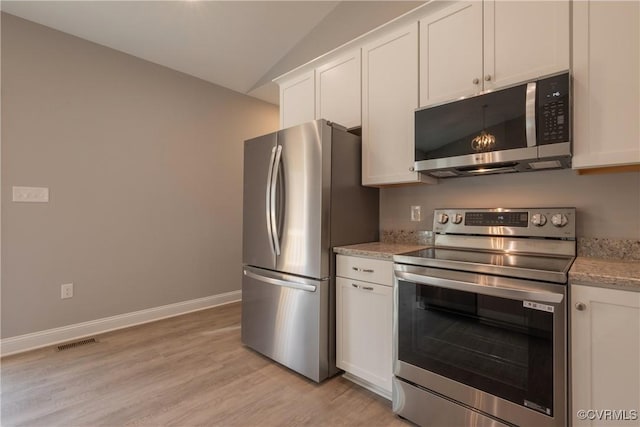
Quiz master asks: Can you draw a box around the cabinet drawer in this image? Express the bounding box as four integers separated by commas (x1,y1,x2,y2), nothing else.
336,255,393,286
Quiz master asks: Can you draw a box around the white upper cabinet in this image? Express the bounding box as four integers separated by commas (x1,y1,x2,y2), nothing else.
572,0,640,170
315,49,362,129
483,0,569,90
276,0,575,183
279,70,315,129
419,1,570,107
277,49,361,131
419,2,483,106
362,23,434,186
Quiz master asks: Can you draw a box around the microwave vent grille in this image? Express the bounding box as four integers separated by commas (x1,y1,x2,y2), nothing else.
429,170,459,178
528,160,563,170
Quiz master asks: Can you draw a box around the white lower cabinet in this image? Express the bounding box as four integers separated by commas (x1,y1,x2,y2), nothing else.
571,284,640,426
336,255,393,397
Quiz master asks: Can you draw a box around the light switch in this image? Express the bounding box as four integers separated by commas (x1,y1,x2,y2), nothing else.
12,186,49,203
411,205,421,222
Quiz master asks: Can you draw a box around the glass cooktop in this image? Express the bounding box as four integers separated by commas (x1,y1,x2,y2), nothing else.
393,248,575,284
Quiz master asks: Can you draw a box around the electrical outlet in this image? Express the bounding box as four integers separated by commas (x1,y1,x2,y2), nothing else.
12,186,49,202
61,283,73,299
411,205,421,222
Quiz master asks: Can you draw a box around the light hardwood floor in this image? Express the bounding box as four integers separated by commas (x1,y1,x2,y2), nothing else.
1,302,409,426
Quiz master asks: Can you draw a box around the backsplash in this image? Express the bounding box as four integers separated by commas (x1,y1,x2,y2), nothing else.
380,169,640,240
380,230,433,245
382,228,640,261
577,238,640,261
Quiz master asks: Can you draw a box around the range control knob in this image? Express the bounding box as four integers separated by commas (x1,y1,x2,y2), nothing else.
452,213,463,224
437,213,449,224
551,214,569,228
531,213,547,227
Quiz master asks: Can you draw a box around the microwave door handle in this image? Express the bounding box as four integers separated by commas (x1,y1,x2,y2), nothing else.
525,82,537,147
270,145,282,256
395,270,563,304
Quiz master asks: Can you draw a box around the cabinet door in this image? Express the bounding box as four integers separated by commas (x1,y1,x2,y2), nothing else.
279,70,315,129
572,1,640,169
571,284,640,426
336,277,392,393
419,2,483,107
362,24,434,186
484,0,570,90
315,49,361,129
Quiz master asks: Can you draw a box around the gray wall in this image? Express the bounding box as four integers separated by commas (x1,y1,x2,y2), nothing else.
1,14,279,338
381,169,640,239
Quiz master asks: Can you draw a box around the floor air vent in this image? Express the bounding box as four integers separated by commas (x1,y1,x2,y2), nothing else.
57,338,98,351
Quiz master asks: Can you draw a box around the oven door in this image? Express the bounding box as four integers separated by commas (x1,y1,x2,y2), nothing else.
393,264,567,427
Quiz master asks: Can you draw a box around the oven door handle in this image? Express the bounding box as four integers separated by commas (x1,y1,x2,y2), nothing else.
395,271,564,304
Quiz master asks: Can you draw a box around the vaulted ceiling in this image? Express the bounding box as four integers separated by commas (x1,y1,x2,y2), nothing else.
2,1,423,104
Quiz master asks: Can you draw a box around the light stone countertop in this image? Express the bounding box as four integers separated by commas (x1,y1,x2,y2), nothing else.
336,241,640,292
569,257,640,292
334,242,429,261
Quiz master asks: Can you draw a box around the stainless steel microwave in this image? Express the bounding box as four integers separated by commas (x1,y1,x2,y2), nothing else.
414,72,571,178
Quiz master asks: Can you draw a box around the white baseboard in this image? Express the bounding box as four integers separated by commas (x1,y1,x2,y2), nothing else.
0,290,241,357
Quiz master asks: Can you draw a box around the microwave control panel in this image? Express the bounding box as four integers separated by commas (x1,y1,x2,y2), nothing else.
537,73,570,145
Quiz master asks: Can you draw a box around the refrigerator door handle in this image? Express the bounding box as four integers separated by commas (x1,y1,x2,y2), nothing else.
270,145,283,256
243,268,317,292
265,146,278,255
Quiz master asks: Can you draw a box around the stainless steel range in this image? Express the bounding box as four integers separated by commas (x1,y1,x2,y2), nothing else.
392,208,576,427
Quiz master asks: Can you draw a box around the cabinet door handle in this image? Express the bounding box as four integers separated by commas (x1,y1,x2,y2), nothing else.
352,267,374,273
472,78,480,85
351,283,359,289
575,302,587,311
361,286,374,291
484,74,492,82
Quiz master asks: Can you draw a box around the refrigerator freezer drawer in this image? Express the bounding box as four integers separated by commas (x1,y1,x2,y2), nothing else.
241,266,330,382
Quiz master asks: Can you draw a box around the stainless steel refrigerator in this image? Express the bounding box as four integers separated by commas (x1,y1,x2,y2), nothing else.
241,119,379,382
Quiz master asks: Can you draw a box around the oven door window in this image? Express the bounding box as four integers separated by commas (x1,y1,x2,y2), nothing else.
397,280,555,416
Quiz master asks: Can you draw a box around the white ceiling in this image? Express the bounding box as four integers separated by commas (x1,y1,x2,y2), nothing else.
1,1,343,104
2,1,423,105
